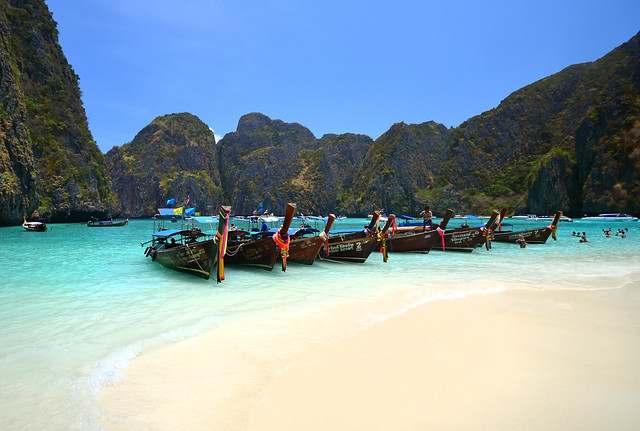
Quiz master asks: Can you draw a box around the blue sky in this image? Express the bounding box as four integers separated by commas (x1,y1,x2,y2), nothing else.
45,0,640,153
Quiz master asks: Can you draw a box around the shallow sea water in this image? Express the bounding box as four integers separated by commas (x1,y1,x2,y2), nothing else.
0,217,638,430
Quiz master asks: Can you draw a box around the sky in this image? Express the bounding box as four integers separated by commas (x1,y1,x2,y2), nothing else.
45,0,640,153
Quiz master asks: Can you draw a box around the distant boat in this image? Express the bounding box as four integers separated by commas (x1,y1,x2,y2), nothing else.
22,217,47,232
582,213,638,222
510,214,537,220
511,214,573,222
87,217,129,227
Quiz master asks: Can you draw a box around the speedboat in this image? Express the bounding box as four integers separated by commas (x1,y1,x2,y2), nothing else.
582,213,638,222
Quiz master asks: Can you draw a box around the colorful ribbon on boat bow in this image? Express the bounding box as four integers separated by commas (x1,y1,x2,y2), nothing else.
548,224,557,241
483,227,493,250
273,230,291,271
436,227,445,251
216,207,231,283
377,232,388,263
319,230,330,256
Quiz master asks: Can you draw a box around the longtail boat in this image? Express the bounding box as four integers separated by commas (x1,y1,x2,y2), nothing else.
143,205,231,280
492,210,561,244
437,210,500,252
286,214,336,265
87,217,129,227
225,203,296,271
386,209,454,253
22,217,47,232
318,212,394,263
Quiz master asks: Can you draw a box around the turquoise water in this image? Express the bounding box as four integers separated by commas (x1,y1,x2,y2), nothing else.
0,218,639,430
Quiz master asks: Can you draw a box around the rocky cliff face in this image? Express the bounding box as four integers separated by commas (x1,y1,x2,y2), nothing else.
0,0,115,225
4,0,638,221
106,113,223,217
208,30,637,219
456,31,640,216
217,113,317,215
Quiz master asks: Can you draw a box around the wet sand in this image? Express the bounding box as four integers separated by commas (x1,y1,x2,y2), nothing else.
100,284,640,430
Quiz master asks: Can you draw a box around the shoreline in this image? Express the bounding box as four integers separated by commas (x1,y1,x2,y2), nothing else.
99,283,640,430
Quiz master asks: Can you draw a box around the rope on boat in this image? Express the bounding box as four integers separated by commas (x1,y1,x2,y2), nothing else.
548,224,558,241
185,242,206,273
225,243,243,257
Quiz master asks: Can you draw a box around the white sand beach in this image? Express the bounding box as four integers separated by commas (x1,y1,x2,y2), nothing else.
100,283,640,430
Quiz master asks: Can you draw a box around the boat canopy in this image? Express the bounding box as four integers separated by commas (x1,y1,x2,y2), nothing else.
152,229,183,238
158,208,177,216
252,227,320,237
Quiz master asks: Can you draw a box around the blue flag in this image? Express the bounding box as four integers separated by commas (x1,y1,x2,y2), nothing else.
166,198,175,205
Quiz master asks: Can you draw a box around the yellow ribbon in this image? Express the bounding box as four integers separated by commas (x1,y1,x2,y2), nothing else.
377,232,388,263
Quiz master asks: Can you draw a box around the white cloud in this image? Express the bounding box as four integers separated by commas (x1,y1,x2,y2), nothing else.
209,127,223,143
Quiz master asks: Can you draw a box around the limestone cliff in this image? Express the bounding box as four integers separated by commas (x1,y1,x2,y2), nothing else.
0,0,115,225
353,31,640,217
106,113,223,216
217,112,317,215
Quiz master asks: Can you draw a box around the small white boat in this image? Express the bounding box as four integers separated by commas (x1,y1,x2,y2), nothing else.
510,214,573,222
22,217,47,231
581,213,638,222
511,214,537,220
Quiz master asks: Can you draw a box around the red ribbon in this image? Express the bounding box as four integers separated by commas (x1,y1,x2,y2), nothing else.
436,227,445,250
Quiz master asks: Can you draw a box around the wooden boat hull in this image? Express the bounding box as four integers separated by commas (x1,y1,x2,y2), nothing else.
225,237,280,270
387,229,442,253
225,203,297,271
152,239,217,279
288,236,324,265
439,227,485,252
318,233,380,263
492,227,552,244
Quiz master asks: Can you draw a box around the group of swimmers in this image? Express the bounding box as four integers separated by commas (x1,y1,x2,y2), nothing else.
571,231,589,242
602,227,628,238
570,228,630,242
